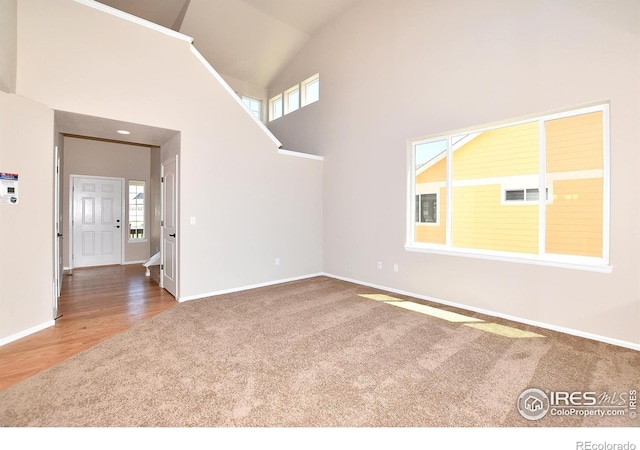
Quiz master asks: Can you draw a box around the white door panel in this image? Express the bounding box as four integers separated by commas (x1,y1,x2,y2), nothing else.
54,146,62,317
161,157,178,298
73,176,123,268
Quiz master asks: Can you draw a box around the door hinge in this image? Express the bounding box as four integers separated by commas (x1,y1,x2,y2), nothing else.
161,177,164,183
160,264,164,270
161,220,164,226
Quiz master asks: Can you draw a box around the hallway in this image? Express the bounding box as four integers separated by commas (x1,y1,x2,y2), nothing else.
0,265,176,391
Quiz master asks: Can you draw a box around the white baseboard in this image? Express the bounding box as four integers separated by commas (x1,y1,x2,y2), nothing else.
65,261,148,270
178,273,325,303
0,320,55,348
322,273,640,352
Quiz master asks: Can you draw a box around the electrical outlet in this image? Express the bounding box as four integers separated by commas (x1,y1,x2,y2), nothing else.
393,264,399,272
377,261,382,270
275,257,280,266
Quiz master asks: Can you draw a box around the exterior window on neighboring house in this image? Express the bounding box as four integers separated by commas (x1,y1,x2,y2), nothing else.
301,73,319,106
284,85,300,114
409,103,609,270
416,193,437,223
269,94,283,121
242,96,262,121
505,188,549,202
129,180,145,240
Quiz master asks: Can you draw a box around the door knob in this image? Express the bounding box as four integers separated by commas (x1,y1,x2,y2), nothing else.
169,233,176,238
115,225,120,228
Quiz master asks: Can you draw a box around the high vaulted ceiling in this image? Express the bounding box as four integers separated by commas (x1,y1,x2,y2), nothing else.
98,0,359,88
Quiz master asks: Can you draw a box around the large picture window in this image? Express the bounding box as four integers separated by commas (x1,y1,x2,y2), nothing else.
408,104,609,270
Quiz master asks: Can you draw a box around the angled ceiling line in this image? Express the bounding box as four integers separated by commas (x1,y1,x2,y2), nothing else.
172,0,191,31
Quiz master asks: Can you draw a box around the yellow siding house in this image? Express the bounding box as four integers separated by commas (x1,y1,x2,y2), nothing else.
415,111,604,258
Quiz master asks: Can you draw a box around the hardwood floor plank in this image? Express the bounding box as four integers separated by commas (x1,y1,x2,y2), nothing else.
0,264,177,391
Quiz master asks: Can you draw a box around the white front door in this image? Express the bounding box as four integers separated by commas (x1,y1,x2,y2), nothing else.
54,146,62,317
161,157,178,298
72,176,123,268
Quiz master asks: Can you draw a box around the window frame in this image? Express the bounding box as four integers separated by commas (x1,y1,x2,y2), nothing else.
128,180,146,242
269,94,283,121
284,85,300,115
406,103,610,272
301,73,320,107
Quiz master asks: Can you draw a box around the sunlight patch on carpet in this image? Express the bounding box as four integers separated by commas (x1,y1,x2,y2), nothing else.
464,322,546,338
359,293,545,338
385,301,484,323
359,294,403,302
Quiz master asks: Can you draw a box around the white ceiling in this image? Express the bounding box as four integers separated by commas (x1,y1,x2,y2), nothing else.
95,0,190,30
56,110,179,147
98,0,359,88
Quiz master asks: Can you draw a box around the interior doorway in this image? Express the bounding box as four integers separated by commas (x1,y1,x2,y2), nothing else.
54,110,180,306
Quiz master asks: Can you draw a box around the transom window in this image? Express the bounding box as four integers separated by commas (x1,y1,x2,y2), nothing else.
408,104,609,270
269,74,320,121
301,73,319,106
284,85,300,114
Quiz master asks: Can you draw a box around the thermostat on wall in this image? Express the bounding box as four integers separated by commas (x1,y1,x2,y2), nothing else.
0,173,19,204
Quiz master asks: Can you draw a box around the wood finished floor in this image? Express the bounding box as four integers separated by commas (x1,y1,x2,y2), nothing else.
0,264,177,392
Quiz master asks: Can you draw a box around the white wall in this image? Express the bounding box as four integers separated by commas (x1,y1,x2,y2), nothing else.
0,92,54,342
268,0,640,346
0,0,17,93
14,0,323,309
62,136,152,266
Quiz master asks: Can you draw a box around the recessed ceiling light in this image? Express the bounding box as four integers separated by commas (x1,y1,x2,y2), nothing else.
117,130,131,135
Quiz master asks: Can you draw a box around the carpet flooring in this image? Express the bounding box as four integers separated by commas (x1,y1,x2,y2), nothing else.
1,276,638,427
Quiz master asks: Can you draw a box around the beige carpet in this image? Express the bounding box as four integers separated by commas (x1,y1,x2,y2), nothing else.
0,276,638,427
